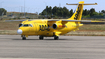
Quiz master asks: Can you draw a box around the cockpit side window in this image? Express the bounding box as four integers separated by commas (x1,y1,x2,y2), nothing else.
19,24,23,27
29,24,33,27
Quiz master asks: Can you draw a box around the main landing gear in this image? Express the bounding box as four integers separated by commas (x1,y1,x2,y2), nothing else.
54,36,59,40
39,36,59,40
39,36,44,40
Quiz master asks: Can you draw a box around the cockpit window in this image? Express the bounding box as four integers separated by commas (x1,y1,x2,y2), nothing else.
23,24,29,27
23,24,33,27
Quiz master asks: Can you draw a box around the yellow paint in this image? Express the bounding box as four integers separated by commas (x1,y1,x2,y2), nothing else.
17,1,97,37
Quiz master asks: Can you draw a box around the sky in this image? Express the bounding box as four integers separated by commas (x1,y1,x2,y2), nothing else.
0,0,104,14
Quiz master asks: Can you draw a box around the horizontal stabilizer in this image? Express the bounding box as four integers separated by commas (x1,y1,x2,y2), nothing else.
66,3,97,5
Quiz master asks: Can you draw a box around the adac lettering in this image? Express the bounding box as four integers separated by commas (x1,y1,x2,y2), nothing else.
74,7,80,20
39,25,50,31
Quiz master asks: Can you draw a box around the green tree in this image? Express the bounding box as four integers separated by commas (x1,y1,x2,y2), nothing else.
40,6,103,18
40,6,49,16
41,11,46,15
52,6,58,16
57,7,63,17
0,8,7,16
92,12,99,16
83,9,89,16
69,9,73,17
48,6,52,15
62,7,69,17
101,10,105,13
89,8,95,16
99,13,103,16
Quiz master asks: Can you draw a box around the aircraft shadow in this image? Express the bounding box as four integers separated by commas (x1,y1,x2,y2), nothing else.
12,38,69,40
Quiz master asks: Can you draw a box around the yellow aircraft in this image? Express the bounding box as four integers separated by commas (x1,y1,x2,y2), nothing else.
6,1,98,40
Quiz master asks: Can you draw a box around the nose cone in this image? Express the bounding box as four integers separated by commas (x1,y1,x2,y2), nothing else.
17,29,23,34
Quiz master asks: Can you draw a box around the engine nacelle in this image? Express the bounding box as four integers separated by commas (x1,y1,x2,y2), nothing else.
52,23,66,29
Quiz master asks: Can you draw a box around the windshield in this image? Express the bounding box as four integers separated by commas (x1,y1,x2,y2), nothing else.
23,24,29,27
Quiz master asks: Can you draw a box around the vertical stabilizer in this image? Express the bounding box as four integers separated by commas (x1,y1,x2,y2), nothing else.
67,1,84,20
67,1,97,20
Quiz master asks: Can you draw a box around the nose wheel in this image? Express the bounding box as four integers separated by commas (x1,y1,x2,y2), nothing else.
22,37,26,40
22,35,26,40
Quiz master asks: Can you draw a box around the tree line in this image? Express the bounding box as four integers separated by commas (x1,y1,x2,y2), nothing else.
1,7,105,19
40,6,105,18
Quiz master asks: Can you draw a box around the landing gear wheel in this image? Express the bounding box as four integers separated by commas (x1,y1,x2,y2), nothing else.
54,36,59,40
39,36,44,40
22,37,26,40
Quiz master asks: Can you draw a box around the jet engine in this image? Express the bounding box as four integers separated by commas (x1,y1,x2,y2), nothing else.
52,23,66,29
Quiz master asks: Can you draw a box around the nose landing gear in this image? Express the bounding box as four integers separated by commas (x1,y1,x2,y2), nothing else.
22,37,26,40
21,35,26,40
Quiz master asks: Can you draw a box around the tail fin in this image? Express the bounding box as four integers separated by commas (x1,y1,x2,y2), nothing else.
68,1,84,20
67,1,97,20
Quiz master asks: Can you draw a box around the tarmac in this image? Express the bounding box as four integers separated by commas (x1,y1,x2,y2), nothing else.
0,35,105,59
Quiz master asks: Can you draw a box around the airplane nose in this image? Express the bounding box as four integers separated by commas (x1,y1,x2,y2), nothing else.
17,29,23,34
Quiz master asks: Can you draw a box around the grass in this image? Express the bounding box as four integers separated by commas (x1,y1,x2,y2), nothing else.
0,30,17,35
79,24,105,31
0,21,105,36
0,21,19,30
66,31,105,36
1,12,38,20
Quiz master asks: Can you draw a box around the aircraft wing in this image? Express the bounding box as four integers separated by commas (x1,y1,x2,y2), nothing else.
62,20,92,22
5,19,105,23
62,20,105,23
